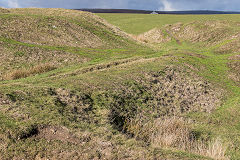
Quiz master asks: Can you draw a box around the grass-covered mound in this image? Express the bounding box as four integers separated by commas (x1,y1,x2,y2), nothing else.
3,8,132,48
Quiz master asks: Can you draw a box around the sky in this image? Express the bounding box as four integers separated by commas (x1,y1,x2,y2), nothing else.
0,0,240,11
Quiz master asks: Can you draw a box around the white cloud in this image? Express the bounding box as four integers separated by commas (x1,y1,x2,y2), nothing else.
7,0,20,8
159,0,175,11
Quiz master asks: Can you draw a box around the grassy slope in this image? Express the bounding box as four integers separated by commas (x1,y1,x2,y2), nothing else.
0,8,205,160
0,9,239,159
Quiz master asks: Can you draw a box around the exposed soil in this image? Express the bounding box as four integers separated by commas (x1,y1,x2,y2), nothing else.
36,126,80,144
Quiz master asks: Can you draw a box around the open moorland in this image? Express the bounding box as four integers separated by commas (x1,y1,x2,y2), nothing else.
0,8,239,159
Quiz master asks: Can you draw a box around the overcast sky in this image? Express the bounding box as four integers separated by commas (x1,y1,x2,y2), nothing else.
0,0,240,11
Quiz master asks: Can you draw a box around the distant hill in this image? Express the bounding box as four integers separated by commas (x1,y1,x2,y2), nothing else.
76,8,240,14
159,10,240,14
76,9,152,14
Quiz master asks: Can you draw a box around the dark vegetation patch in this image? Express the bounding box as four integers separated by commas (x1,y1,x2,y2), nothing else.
0,91,34,123
17,124,39,140
6,91,26,102
0,93,11,105
0,89,96,142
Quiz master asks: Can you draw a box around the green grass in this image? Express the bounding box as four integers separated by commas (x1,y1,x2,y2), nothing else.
98,13,240,34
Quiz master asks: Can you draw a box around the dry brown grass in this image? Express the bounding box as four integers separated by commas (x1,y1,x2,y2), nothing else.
4,63,56,80
151,117,228,159
198,138,228,160
149,117,193,149
127,116,228,160
0,43,87,81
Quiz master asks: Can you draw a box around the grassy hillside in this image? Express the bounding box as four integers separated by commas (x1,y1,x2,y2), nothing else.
0,8,239,159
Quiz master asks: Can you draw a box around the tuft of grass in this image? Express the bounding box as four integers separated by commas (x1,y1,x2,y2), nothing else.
146,117,229,160
200,138,228,160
